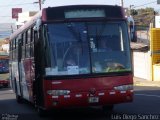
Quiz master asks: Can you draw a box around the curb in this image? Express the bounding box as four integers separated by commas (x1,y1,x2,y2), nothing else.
134,82,160,87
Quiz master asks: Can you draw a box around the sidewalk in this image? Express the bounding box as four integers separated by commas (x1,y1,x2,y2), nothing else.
134,77,160,87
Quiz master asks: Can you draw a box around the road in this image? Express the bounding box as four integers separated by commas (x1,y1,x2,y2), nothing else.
0,86,160,120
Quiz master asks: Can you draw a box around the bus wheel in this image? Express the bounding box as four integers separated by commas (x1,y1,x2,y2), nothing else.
102,105,114,115
37,107,47,117
16,95,23,104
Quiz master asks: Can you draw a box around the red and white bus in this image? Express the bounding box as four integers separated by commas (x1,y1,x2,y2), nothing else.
9,5,133,115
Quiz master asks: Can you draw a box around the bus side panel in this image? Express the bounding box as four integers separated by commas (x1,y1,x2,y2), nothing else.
30,57,35,102
9,61,14,89
11,61,21,96
21,58,34,102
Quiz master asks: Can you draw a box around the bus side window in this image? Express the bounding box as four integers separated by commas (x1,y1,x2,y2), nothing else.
30,28,34,57
17,34,23,61
22,33,26,59
12,39,16,60
9,41,12,60
15,37,19,60
26,29,31,58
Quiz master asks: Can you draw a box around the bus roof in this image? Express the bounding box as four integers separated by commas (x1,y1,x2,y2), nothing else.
10,5,125,40
10,11,41,40
42,5,125,21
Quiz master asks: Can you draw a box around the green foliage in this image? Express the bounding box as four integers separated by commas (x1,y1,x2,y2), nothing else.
130,9,138,15
130,7,156,26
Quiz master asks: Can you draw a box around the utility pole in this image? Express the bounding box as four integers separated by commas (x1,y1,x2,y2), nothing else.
34,0,43,10
38,0,41,10
120,0,124,7
129,5,134,15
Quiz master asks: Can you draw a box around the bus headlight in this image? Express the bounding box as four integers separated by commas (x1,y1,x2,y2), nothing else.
47,90,70,96
114,84,133,91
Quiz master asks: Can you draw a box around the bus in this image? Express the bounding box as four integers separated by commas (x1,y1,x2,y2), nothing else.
0,54,9,88
9,5,133,115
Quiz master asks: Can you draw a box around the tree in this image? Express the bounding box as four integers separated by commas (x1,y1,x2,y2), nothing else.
131,7,156,26
130,9,138,15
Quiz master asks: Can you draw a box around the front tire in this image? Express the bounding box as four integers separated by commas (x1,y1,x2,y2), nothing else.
16,94,23,103
37,107,48,117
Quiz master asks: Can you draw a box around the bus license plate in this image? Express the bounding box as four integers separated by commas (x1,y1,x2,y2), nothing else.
88,97,99,103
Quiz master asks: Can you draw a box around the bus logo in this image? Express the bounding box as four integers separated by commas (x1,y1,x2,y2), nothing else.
89,88,96,96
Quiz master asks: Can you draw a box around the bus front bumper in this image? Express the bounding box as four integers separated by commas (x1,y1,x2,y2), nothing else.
44,89,133,109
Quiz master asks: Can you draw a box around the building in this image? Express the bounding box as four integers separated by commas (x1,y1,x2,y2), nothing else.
16,11,38,28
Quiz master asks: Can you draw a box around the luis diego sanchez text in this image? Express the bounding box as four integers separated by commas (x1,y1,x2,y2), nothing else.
111,114,160,120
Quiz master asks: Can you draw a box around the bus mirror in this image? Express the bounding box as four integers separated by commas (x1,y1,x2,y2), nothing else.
33,18,41,31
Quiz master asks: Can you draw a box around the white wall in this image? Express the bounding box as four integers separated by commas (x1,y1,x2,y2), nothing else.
132,51,151,80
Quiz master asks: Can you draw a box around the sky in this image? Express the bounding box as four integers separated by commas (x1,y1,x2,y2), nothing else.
0,0,159,39
0,0,159,23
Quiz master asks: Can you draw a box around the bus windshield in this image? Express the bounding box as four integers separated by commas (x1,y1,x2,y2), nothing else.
44,21,131,76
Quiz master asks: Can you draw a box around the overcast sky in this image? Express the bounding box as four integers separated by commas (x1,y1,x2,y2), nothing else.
0,0,159,23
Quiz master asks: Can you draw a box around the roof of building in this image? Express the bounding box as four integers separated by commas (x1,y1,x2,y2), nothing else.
130,42,149,51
